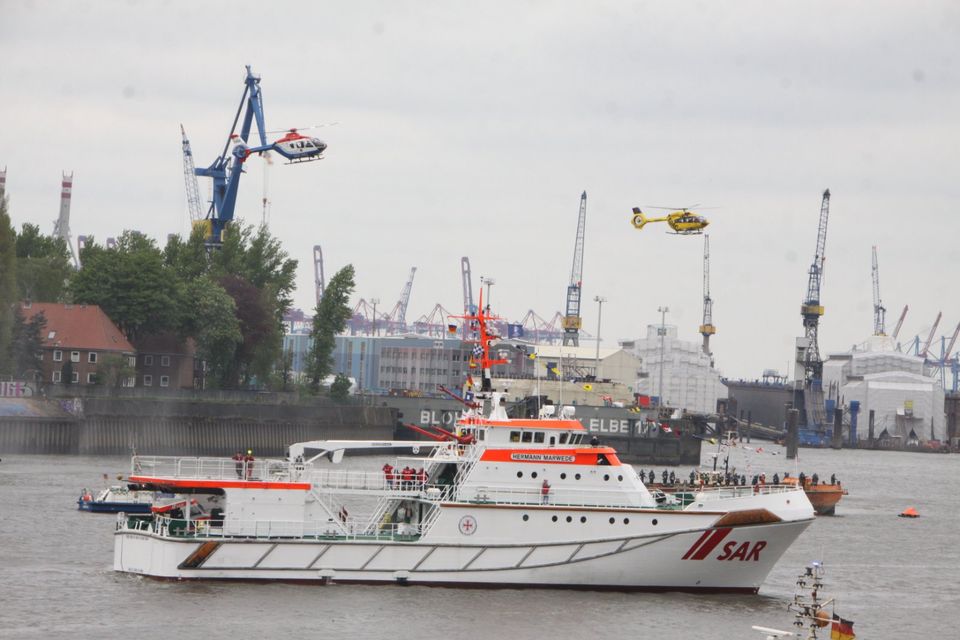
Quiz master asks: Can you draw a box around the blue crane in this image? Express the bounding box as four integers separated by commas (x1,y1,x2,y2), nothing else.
193,65,327,244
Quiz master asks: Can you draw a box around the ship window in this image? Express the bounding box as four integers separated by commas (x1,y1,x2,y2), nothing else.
551,515,558,522
574,473,581,480
531,472,538,479
560,473,567,480
652,519,658,526
559,433,568,444
565,516,572,523
478,430,485,441
510,431,520,442
549,436,555,445
603,474,610,481
517,471,523,478
522,514,529,522
609,517,615,524
623,518,630,525
618,475,623,481
580,516,586,523
533,432,545,443
521,432,532,443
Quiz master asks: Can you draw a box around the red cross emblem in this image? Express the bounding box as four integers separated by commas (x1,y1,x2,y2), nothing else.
458,515,477,535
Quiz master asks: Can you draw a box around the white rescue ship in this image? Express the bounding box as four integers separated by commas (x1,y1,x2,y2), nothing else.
114,296,814,592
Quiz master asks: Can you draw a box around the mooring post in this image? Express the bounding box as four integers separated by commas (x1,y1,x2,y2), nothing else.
787,408,799,460
867,409,875,448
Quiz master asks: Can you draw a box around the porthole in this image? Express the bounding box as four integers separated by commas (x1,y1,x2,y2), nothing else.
623,518,630,525
575,473,581,480
560,473,567,480
517,471,523,478
551,515,558,522
617,475,623,481
603,474,610,481
531,471,538,479
566,516,572,523
580,516,587,523
609,517,615,524
652,518,658,526
522,514,529,522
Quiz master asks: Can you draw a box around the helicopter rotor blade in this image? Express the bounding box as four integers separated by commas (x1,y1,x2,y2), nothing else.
265,122,340,135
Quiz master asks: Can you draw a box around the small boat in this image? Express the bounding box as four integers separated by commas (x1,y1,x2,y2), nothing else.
781,478,847,516
752,561,857,639
898,506,919,518
77,485,160,513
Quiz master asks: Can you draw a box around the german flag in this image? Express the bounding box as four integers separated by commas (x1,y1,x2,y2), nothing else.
831,614,855,640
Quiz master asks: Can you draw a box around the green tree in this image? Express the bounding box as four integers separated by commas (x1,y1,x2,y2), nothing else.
94,352,135,388
14,223,73,302
329,373,352,400
307,265,355,390
0,196,17,376
71,231,180,340
62,358,74,385
180,278,243,388
10,308,45,381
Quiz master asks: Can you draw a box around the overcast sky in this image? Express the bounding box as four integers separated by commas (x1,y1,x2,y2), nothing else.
2,1,959,379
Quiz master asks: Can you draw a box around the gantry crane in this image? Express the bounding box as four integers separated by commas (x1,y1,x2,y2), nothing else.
699,234,716,363
562,192,587,346
872,246,886,336
796,189,831,430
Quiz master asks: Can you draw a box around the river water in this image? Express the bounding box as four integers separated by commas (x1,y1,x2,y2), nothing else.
1,446,956,639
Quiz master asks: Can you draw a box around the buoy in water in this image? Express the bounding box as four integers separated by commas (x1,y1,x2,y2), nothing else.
899,507,919,518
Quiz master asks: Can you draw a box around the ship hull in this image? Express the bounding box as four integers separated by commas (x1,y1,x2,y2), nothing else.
114,516,812,592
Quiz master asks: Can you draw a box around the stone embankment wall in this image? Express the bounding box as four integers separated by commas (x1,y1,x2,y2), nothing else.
0,397,395,456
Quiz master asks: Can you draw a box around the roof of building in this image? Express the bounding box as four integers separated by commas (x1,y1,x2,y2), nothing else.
20,302,135,353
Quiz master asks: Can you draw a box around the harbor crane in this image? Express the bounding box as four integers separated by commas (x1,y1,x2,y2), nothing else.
699,234,716,363
872,246,886,336
180,124,205,226
562,192,587,346
920,311,942,359
313,245,325,306
892,305,909,340
193,65,326,245
53,172,79,268
796,189,831,430
385,267,417,333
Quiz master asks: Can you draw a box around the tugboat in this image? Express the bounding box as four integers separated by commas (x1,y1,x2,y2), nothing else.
113,294,815,591
752,561,856,639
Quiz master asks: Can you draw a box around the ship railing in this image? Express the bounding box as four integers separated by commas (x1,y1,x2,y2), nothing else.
118,513,426,542
689,484,804,500
458,484,643,509
130,455,292,483
306,468,442,494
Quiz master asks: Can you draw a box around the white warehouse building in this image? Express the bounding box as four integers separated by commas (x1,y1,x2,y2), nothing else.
823,335,946,443
621,324,726,414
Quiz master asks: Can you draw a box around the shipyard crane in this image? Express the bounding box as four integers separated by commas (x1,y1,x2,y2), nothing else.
193,65,327,245
180,124,205,226
461,257,475,315
699,234,716,362
562,192,587,346
797,189,831,429
920,311,942,359
385,267,417,333
892,305,909,340
313,245,325,306
871,246,886,336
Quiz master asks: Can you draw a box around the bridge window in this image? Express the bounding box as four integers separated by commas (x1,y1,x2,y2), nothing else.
521,432,533,443
549,436,555,445
533,432,545,443
559,433,569,444
509,431,520,443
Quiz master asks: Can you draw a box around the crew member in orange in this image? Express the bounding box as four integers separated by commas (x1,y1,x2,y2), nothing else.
541,479,551,504
244,449,255,480
382,463,394,487
232,450,244,478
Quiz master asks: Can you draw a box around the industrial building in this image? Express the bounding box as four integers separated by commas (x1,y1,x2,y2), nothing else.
823,335,947,443
621,324,727,414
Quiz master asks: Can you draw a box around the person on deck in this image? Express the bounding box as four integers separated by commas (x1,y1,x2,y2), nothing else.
830,473,837,485
811,473,819,485
233,451,244,478
382,463,394,488
772,473,780,484
244,450,255,480
541,479,551,504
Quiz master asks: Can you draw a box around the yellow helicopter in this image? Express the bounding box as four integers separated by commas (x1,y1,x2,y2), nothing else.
631,206,710,235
